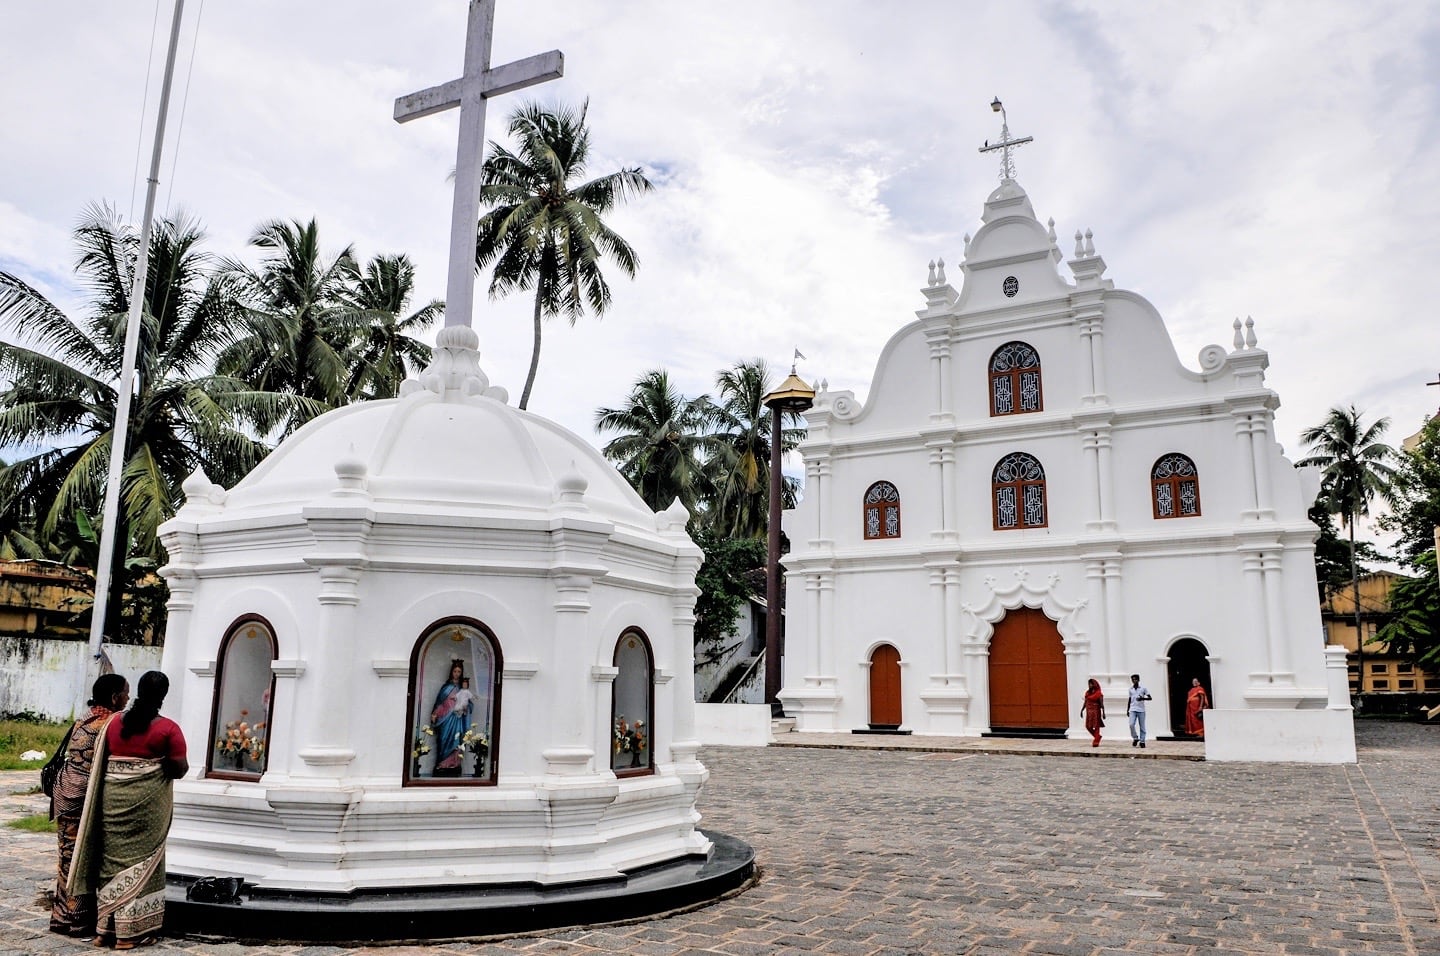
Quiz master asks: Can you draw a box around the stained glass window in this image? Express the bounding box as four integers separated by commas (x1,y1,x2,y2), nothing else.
863,481,902,540
611,630,654,777
406,620,501,785
989,342,1043,416
1151,453,1201,519
993,453,1047,529
207,618,277,778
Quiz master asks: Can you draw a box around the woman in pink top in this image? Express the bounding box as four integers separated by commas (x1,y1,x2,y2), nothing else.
69,671,188,950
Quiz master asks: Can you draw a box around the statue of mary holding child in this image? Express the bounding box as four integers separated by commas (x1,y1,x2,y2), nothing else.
429,659,472,776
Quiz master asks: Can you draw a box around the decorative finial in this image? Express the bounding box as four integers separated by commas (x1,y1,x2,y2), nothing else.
1233,318,1244,350
1074,230,1085,258
935,257,946,285
927,260,936,286
979,97,1033,182
1047,217,1057,243
1244,316,1257,348
1083,229,1095,257
963,233,972,255
819,378,829,392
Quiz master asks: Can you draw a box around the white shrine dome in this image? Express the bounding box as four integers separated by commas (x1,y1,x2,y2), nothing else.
210,328,663,531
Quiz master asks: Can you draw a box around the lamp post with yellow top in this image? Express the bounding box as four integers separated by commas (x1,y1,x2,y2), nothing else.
762,359,815,714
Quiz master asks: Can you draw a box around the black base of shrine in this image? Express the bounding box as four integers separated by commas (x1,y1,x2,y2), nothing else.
163,830,754,944
853,725,912,735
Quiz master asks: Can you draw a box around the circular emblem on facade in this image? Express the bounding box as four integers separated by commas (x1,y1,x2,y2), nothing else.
1003,276,1019,297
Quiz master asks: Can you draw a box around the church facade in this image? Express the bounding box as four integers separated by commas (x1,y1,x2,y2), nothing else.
778,172,1328,740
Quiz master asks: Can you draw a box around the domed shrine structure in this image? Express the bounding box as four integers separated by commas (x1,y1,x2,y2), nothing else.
157,328,745,933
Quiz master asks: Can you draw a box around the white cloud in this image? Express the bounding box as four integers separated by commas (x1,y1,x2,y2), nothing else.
3,0,1438,555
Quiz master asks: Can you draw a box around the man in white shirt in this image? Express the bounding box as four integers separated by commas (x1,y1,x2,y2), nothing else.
1126,674,1152,748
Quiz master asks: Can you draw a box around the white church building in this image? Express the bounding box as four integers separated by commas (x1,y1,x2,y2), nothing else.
779,136,1343,747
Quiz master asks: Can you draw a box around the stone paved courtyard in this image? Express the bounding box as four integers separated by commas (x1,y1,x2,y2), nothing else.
2,721,1437,955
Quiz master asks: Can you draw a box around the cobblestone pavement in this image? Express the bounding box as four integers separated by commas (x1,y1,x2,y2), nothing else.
2,721,1437,955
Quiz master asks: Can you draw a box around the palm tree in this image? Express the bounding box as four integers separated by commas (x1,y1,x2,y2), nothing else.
476,100,652,410
707,359,806,539
219,218,360,433
595,370,715,514
0,205,306,636
342,254,440,400
1299,405,1398,684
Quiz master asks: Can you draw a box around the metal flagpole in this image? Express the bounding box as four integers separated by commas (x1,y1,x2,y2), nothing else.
84,0,187,684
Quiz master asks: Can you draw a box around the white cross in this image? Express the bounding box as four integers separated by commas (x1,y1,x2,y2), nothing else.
395,0,564,329
978,98,1033,183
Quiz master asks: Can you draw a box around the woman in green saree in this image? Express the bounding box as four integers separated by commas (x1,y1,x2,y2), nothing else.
69,671,188,950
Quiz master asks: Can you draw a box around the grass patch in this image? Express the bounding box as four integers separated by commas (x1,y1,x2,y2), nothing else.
0,717,71,771
7,813,56,833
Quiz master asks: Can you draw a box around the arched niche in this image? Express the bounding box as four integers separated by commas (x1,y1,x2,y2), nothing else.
405,618,503,786
207,615,278,779
611,629,655,777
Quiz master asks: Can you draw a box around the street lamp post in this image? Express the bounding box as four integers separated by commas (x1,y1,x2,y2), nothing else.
762,363,815,716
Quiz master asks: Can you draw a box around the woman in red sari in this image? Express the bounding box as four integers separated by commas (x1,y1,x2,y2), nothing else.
49,674,129,937
1081,678,1105,747
1184,678,1210,737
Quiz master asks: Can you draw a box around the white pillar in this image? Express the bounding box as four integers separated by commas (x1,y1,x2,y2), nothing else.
669,586,701,764
1324,645,1353,710
1102,557,1125,681
543,574,595,775
1260,551,1290,678
1249,417,1276,519
1234,416,1262,519
1240,548,1272,674
1095,427,1116,530
817,570,835,676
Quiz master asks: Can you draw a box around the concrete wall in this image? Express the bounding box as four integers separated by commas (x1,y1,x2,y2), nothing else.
695,703,773,747
1204,709,1357,763
0,638,163,720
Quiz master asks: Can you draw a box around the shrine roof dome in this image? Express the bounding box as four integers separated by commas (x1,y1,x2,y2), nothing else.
205,328,664,532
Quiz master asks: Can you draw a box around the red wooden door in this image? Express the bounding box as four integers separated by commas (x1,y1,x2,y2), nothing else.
869,644,902,727
988,607,1067,729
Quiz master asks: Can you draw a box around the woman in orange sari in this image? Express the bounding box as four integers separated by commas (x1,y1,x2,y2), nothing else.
49,674,129,937
1081,678,1105,747
1184,678,1210,737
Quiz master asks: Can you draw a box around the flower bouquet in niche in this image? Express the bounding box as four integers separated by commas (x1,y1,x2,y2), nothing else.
613,716,646,768
215,711,266,771
411,725,433,776
461,727,489,777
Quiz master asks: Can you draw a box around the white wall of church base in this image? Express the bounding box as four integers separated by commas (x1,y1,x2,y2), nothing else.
1203,709,1357,763
694,703,772,746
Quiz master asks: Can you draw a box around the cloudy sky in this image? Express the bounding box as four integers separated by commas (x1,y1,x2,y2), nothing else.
4,1,1439,543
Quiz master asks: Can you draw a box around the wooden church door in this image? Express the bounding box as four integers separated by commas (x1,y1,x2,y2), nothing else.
868,644,902,729
988,607,1068,729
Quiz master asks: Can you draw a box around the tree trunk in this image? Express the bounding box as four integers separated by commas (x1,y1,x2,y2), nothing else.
1349,515,1364,697
519,292,543,410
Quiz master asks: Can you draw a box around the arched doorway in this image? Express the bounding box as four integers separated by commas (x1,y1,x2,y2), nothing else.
1166,638,1211,737
988,607,1067,730
868,644,902,729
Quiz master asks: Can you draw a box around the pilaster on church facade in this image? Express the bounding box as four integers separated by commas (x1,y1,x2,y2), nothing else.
780,163,1330,740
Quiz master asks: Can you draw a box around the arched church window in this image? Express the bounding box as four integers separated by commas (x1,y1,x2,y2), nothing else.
611,629,654,777
989,342,1043,416
207,616,277,779
1152,453,1201,518
993,453,1047,529
863,481,902,540
405,619,501,786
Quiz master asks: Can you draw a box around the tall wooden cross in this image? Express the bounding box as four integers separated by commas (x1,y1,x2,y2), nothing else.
395,0,563,329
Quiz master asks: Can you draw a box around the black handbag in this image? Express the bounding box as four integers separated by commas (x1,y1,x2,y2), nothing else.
40,721,78,800
185,876,247,904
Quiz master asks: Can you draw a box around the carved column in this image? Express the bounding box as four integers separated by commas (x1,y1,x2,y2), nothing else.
1248,417,1276,520
668,584,702,765
1260,550,1291,679
544,573,596,775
